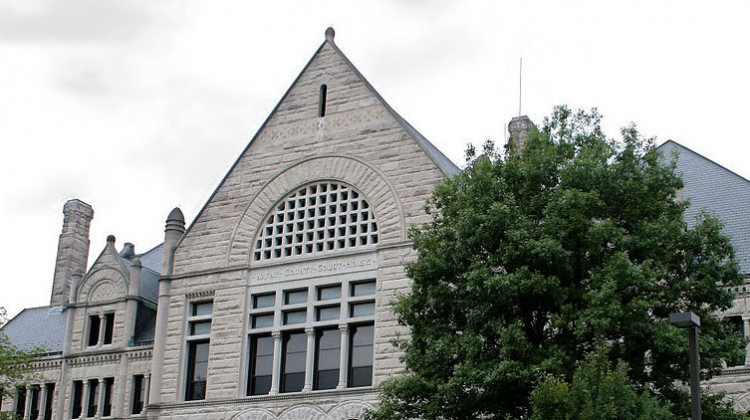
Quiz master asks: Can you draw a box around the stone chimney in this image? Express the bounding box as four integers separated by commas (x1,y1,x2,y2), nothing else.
508,115,536,154
50,199,94,306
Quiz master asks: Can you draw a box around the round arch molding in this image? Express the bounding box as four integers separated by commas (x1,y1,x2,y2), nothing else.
77,268,128,303
227,155,406,266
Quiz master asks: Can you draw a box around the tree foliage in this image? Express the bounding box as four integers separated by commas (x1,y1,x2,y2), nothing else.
367,107,746,419
530,347,674,420
1,307,43,419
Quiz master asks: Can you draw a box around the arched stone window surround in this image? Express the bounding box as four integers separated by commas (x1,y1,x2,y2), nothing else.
77,268,128,303
228,155,405,266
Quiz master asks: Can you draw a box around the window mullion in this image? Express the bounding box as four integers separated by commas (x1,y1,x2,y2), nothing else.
337,324,349,389
302,327,315,392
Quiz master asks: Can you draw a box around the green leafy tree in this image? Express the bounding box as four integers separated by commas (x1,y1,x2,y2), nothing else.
1,307,43,420
367,107,746,419
530,347,674,420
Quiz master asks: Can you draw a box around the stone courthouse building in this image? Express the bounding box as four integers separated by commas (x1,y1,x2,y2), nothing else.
4,28,750,419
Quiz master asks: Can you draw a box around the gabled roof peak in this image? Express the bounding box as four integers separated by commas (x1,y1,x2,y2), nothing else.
325,27,335,43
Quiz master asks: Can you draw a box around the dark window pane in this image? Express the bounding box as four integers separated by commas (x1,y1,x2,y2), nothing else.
186,341,210,400
349,324,374,387
252,314,274,328
43,383,55,420
103,378,113,417
72,381,83,419
282,332,306,393
132,375,144,415
350,302,375,317
351,281,376,297
88,315,101,346
249,335,274,396
253,293,276,309
284,310,306,325
316,305,340,321
103,313,115,345
15,387,26,418
315,329,341,390
30,386,40,420
190,321,212,335
87,379,98,417
317,285,341,301
192,302,213,316
285,289,308,305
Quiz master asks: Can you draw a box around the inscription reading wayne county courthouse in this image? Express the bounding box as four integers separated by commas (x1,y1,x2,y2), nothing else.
251,257,377,283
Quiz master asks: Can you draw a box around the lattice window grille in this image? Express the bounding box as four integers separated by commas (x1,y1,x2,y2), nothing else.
253,182,378,262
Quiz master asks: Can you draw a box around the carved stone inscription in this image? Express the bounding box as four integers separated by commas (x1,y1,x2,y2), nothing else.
251,255,377,284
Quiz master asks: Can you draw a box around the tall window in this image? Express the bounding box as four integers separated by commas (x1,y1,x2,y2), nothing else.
43,383,55,420
349,324,374,387
71,381,83,419
29,385,40,419
281,332,306,393
15,386,26,418
248,335,273,395
131,375,146,414
102,378,114,417
314,328,341,390
88,315,101,346
103,313,115,345
318,84,327,117
87,379,98,417
185,301,212,401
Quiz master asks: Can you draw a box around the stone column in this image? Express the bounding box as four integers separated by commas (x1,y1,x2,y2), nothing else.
23,387,32,420
81,381,91,420
303,327,315,392
269,331,282,395
743,316,750,365
148,207,185,404
124,258,142,347
97,378,107,418
39,384,49,420
98,315,107,347
337,324,350,389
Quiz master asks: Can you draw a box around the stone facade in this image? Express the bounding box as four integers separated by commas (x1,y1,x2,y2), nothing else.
5,28,750,420
1,28,456,420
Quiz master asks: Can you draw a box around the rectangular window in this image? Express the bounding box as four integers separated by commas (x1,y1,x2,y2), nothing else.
285,289,308,305
314,328,341,390
71,381,83,419
103,313,115,345
317,285,341,301
15,386,26,419
281,331,306,393
248,335,274,395
349,324,374,387
350,302,375,317
186,301,212,401
316,305,340,321
43,383,55,420
131,375,145,415
102,378,113,417
252,314,274,328
186,341,210,401
283,310,306,325
88,315,101,346
30,385,40,420
351,281,376,297
87,379,99,417
253,293,275,309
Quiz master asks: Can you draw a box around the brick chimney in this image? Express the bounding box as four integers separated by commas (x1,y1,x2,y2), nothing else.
50,199,94,306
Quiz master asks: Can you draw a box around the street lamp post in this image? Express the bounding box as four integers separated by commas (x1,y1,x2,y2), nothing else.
670,311,701,420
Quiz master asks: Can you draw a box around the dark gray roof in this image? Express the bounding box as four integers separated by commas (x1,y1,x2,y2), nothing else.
1,306,67,353
138,243,163,273
120,257,159,304
658,140,750,274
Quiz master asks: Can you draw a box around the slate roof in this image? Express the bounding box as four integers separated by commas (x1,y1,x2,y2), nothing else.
1,305,67,353
120,243,162,303
658,140,750,274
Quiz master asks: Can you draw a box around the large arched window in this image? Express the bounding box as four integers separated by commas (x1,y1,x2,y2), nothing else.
252,182,378,262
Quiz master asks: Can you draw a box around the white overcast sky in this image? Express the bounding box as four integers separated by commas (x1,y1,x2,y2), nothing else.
1,1,749,319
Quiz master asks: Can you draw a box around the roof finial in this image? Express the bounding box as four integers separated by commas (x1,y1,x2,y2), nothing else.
325,27,335,42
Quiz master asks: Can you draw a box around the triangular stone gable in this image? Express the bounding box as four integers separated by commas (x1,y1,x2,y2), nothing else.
659,140,750,274
77,238,130,303
173,35,457,275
